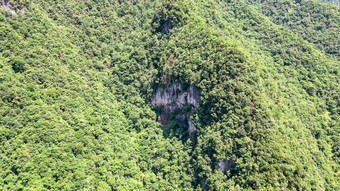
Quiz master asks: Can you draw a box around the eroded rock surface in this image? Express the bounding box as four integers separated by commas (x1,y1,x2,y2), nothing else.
2,0,16,14
152,83,199,111
188,118,197,135
2,0,25,14
152,82,200,135
18,6,25,14
215,160,236,174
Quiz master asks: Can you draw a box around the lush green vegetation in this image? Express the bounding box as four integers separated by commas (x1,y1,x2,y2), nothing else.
0,0,339,190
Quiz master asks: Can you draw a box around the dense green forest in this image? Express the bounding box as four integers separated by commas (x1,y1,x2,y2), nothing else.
0,0,339,190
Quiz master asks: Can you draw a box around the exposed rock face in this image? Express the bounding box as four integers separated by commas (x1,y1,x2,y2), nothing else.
152,82,200,134
2,0,25,14
215,160,236,174
18,6,25,14
188,118,197,135
2,0,16,14
152,83,199,112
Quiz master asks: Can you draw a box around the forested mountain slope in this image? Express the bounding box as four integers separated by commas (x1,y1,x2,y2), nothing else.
245,0,340,58
0,0,339,190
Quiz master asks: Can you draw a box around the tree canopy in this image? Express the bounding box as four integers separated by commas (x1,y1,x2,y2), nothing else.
0,0,339,190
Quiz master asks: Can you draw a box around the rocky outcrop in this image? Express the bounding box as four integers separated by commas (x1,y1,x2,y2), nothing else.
2,0,25,14
188,118,197,135
215,160,236,174
2,0,15,14
18,6,25,14
152,82,200,135
152,83,199,111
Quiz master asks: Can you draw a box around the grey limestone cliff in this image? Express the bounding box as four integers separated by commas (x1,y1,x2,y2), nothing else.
151,82,200,135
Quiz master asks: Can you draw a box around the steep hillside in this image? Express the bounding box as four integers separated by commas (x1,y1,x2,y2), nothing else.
0,0,339,190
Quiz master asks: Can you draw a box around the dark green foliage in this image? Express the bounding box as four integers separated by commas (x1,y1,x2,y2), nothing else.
0,0,339,190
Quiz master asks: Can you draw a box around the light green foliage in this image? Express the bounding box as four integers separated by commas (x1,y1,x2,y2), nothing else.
0,0,339,190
